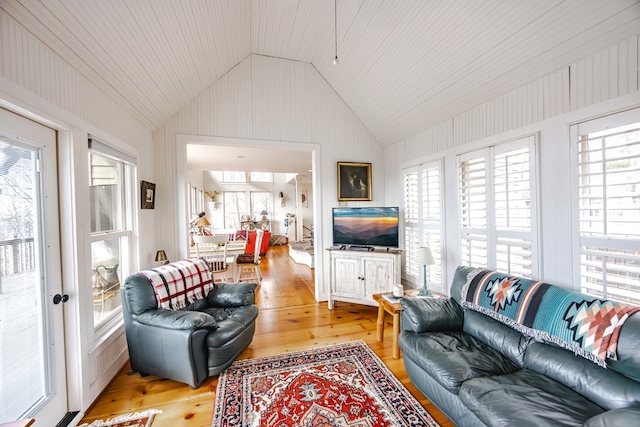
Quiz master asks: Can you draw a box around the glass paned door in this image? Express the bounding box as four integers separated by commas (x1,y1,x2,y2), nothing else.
0,108,66,424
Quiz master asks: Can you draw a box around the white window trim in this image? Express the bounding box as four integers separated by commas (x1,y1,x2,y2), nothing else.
88,139,137,335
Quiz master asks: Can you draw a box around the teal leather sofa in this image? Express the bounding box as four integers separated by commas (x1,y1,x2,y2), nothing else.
399,266,640,426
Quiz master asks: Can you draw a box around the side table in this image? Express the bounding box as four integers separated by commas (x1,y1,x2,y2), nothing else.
372,292,404,359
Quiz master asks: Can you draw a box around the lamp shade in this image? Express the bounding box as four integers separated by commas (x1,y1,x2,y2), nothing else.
189,211,205,224
155,250,167,262
194,216,210,227
416,247,435,265
260,210,268,215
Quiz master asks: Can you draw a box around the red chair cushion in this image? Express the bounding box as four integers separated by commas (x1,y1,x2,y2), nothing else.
244,231,257,254
244,230,271,255
260,231,271,256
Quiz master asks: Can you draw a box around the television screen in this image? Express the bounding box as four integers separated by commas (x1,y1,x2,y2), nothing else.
332,207,399,248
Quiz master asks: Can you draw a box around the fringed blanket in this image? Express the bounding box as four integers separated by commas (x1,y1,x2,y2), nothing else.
462,269,640,367
141,258,213,310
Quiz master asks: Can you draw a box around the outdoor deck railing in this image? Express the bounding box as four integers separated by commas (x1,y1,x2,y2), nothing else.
0,237,35,293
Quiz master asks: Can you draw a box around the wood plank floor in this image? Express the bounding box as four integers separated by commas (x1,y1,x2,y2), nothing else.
80,244,454,426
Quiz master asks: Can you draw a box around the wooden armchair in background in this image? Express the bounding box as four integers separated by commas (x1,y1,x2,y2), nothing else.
193,234,236,282
235,229,264,285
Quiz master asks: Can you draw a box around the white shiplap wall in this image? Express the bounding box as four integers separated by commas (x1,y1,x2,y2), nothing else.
0,10,149,145
386,34,640,288
155,54,384,301
390,35,639,163
0,8,154,411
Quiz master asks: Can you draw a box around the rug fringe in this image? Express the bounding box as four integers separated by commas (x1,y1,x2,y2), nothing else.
78,409,162,427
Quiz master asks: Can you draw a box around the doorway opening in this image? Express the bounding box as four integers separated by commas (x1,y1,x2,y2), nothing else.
176,135,323,304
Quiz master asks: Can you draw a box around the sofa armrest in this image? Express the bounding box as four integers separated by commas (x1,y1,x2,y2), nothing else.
133,309,217,330
400,296,464,333
583,405,640,427
207,282,257,307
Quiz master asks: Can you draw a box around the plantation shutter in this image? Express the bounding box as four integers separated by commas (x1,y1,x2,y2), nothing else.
494,140,534,278
402,161,444,287
575,116,640,305
458,136,536,277
459,153,488,268
421,165,442,287
403,168,420,278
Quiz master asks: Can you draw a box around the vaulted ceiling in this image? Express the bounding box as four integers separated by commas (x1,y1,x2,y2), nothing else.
3,0,640,147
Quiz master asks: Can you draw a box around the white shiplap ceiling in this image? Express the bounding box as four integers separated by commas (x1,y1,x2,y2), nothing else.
3,0,640,152
187,143,314,182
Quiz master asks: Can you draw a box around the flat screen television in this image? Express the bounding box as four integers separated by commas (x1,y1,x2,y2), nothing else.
332,207,399,248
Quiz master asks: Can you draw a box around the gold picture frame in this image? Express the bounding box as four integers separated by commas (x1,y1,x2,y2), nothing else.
141,180,156,209
337,162,372,201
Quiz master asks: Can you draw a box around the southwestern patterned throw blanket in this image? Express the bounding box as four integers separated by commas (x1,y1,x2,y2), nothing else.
462,269,640,367
141,258,214,310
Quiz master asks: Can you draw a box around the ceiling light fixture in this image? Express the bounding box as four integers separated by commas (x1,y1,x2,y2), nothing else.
333,0,339,65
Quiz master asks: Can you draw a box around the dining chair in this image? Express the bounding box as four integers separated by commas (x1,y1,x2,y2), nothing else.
193,234,236,282
210,228,238,241
235,229,264,285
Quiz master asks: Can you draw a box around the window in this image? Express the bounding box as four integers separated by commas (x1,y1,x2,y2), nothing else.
574,112,640,305
223,171,273,183
458,136,537,278
222,171,247,183
224,191,246,229
403,161,443,288
251,191,272,220
88,139,136,328
189,184,204,217
250,172,273,183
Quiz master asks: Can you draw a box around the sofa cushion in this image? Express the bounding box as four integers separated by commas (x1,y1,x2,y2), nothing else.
583,404,640,427
450,265,477,305
608,313,640,383
459,369,604,427
464,310,531,368
205,305,259,348
400,296,464,333
399,330,520,394
207,282,257,307
525,342,640,410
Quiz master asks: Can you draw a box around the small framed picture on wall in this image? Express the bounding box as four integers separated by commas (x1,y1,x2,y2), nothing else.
337,162,372,201
141,180,156,209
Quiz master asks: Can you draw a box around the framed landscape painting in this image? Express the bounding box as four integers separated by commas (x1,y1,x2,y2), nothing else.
337,162,372,201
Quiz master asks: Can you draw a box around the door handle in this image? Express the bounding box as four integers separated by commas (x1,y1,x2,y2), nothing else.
53,294,69,304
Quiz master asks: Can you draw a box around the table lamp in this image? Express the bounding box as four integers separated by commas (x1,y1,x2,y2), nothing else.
416,247,435,297
194,216,210,235
155,250,168,266
260,210,268,220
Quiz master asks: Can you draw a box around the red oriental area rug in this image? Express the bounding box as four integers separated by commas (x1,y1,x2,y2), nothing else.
212,340,439,427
